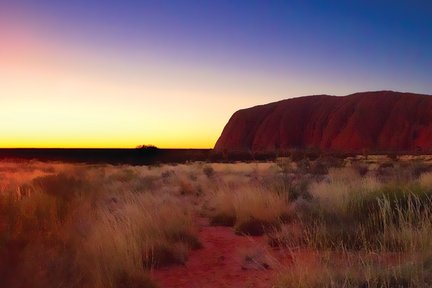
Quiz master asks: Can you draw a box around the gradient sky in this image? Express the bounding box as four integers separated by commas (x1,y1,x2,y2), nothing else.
1,1,431,148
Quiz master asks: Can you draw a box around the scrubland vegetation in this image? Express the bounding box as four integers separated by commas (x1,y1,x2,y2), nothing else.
1,155,432,287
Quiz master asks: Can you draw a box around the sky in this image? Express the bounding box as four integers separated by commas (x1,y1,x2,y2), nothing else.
1,0,431,148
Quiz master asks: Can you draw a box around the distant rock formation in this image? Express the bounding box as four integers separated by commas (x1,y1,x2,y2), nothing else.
214,91,432,153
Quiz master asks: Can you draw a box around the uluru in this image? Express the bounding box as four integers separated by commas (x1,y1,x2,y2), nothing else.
215,91,432,153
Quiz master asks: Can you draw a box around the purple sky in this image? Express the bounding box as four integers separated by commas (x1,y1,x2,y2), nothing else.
1,0,431,147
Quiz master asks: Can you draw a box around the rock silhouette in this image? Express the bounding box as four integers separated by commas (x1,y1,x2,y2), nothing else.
215,91,432,152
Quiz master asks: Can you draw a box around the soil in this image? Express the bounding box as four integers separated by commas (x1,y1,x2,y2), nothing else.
151,219,289,288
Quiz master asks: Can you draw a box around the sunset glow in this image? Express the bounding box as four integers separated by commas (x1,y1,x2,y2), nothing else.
1,1,431,148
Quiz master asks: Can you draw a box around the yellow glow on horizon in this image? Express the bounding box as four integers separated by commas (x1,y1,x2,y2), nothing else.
0,19,325,148
0,31,252,148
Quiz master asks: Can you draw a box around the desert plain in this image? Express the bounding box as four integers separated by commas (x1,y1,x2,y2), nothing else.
2,154,432,287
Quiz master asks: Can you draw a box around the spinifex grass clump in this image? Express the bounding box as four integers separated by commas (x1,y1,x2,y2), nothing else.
208,185,290,235
208,188,237,226
275,253,432,288
0,164,200,288
300,169,432,251
84,192,201,286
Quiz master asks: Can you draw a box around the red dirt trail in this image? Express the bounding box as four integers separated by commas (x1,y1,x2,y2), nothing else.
151,219,289,288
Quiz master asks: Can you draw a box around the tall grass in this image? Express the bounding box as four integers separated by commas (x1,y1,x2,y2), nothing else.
275,164,432,287
0,164,200,288
275,253,432,288
303,178,432,251
3,158,432,287
80,193,199,287
208,184,290,235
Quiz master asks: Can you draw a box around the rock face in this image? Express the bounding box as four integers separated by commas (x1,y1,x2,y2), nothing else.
214,91,432,152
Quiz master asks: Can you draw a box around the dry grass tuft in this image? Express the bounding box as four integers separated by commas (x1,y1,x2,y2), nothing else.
0,162,201,288
3,158,432,287
275,253,432,288
208,185,290,235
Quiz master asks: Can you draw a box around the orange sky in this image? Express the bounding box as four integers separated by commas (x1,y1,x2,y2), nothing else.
0,20,272,148
0,17,324,148
2,2,429,148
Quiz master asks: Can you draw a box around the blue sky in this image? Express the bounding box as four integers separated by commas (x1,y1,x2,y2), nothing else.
1,0,431,147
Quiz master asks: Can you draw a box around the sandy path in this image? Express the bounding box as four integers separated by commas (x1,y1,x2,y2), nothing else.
151,220,285,288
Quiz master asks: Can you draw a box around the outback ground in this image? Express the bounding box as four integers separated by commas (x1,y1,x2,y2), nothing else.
1,154,432,287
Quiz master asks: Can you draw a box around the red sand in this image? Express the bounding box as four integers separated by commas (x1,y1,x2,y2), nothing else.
151,220,287,288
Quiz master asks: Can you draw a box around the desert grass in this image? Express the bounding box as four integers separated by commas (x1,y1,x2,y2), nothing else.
302,176,432,251
2,158,432,287
273,160,432,287
275,251,432,288
0,162,201,288
207,184,290,235
80,193,199,288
